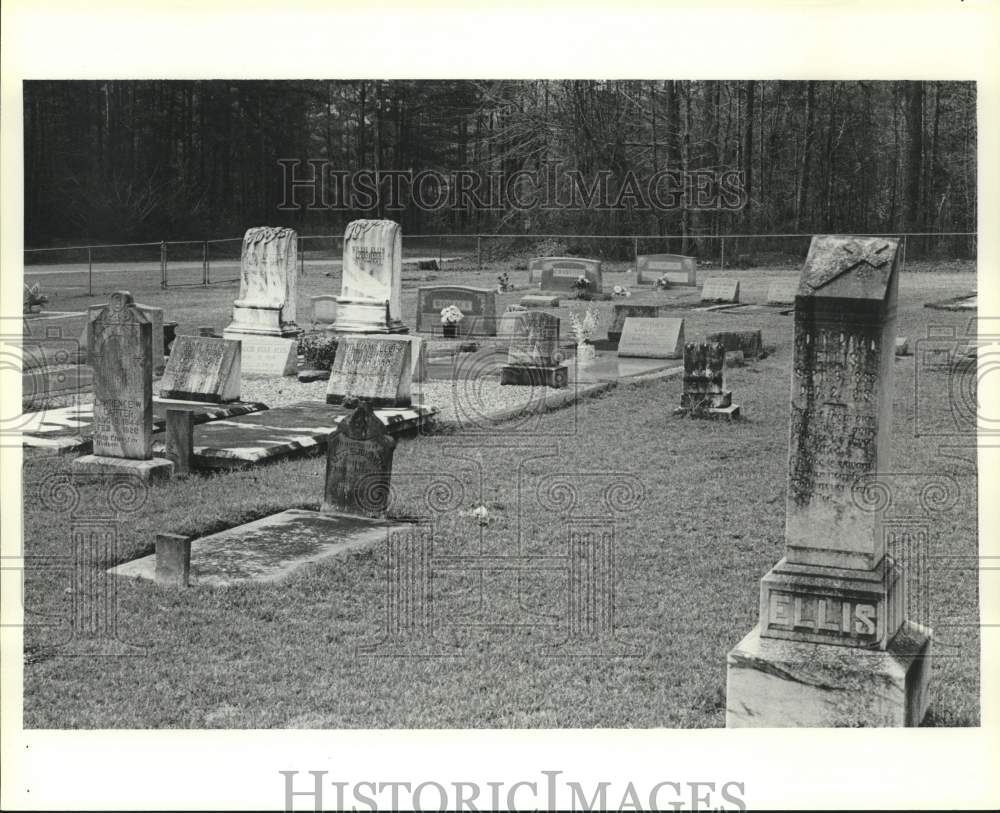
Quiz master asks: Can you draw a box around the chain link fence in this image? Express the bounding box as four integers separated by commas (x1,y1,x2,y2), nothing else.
23,231,976,299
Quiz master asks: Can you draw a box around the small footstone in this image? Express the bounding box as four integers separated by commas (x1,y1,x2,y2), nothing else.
72,454,173,483
155,533,191,587
520,294,560,308
165,409,194,477
298,369,331,383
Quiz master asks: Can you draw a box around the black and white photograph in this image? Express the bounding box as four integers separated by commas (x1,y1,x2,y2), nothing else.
2,2,998,811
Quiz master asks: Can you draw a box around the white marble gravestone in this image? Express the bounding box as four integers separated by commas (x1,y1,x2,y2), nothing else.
333,219,407,334
223,227,301,338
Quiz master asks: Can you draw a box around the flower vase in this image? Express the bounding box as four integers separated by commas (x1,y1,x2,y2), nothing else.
443,323,459,338
576,342,596,365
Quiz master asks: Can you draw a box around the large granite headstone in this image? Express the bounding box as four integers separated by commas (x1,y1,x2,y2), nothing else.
500,311,566,388
618,318,685,359
223,226,301,338
700,278,740,303
72,291,172,481
415,285,497,335
322,401,396,518
326,334,412,407
333,219,407,334
608,303,667,342
726,235,931,728
636,254,697,286
159,336,241,403
535,257,603,293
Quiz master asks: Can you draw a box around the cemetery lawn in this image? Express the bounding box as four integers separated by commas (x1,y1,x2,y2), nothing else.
21,265,980,728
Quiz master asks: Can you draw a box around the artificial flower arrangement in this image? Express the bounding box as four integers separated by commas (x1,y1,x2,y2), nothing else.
569,303,601,364
440,304,464,337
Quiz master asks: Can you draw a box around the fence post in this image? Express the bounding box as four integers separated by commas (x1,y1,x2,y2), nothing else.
438,237,443,268
202,241,209,286
633,236,639,268
477,235,482,271
901,235,907,272
299,235,305,277
160,241,167,289
87,247,93,296
719,236,725,270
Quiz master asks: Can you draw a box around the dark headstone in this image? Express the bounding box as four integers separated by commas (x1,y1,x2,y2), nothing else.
705,329,764,360
326,334,412,408
322,401,396,518
159,336,241,403
415,285,497,335
506,311,561,366
155,533,191,587
680,342,731,409
537,257,603,293
89,291,154,459
608,303,666,342
636,254,697,286
165,409,195,477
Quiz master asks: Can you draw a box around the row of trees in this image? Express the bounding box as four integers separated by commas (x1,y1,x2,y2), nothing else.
24,80,976,256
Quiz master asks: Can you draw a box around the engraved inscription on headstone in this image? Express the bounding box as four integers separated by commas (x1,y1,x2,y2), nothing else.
322,401,396,518
700,278,740,303
415,286,497,335
224,226,301,338
89,291,154,459
536,257,603,293
334,219,407,333
608,303,666,342
159,336,241,403
618,317,684,359
506,311,561,366
326,334,412,408
636,254,697,286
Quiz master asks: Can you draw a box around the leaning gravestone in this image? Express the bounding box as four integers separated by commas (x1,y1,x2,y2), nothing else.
159,336,241,403
85,302,165,375
674,342,740,419
72,291,173,482
326,334,412,408
766,279,798,306
332,219,407,334
726,234,931,728
701,278,740,304
416,285,497,335
618,317,685,359
500,311,567,388
608,303,667,343
322,400,396,518
636,254,697,286
535,257,603,294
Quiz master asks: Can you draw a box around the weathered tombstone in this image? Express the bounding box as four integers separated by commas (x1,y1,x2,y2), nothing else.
415,285,497,335
535,257,603,294
72,291,173,482
673,342,739,419
766,279,798,306
726,235,931,728
636,254,697,286
165,409,195,477
311,294,338,329
322,401,396,518
326,334,412,407
700,278,740,304
159,336,241,403
895,336,911,356
520,294,560,309
608,303,666,343
155,533,191,587
223,226,301,338
332,219,407,334
618,317,685,359
705,329,765,361
499,311,567,388
497,307,528,338
84,302,165,375
238,335,298,376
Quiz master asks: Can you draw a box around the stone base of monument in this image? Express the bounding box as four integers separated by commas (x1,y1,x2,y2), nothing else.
680,390,732,409
222,333,298,376
725,620,932,727
499,363,569,389
224,305,302,338
110,509,416,587
330,299,408,334
673,403,741,421
72,454,174,483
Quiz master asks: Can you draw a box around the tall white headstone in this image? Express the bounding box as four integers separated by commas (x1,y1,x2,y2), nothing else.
333,219,408,334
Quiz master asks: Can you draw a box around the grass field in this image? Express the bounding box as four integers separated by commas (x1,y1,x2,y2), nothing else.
20,261,980,728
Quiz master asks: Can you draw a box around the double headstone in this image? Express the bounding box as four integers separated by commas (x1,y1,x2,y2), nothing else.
415,285,497,336
322,400,396,518
72,291,173,482
332,219,407,334
499,311,567,388
618,317,685,359
326,334,413,408
159,336,241,403
532,257,603,294
223,226,302,375
726,235,931,728
674,342,739,419
635,254,697,286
